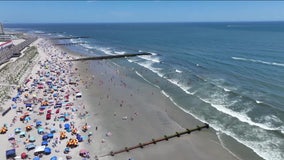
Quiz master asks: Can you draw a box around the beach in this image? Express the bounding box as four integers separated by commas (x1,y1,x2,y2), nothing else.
0,36,243,160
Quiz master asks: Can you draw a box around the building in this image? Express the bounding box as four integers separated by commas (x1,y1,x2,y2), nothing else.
0,23,4,35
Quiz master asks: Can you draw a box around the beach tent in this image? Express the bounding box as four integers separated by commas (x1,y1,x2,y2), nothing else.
41,141,48,146
48,133,54,138
76,93,82,98
6,149,16,159
36,121,42,127
50,156,57,160
50,128,56,133
19,131,26,138
64,147,70,154
12,97,17,102
44,147,51,155
29,136,36,142
15,128,21,134
25,143,36,151
8,134,15,141
34,146,45,155
42,135,48,141
76,134,83,142
55,102,62,108
24,116,31,122
38,127,44,134
64,123,70,132
12,104,17,109
39,105,46,110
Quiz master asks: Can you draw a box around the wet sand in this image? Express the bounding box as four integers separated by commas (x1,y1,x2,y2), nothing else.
77,59,240,160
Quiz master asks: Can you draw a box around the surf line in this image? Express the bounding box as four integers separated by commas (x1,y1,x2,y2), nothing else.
101,123,209,157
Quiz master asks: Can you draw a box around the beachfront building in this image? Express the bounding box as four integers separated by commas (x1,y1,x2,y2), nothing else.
0,23,4,35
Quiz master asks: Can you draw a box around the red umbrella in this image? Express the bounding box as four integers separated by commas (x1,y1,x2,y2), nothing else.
21,152,28,159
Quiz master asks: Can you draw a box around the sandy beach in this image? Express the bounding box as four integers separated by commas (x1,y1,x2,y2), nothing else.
0,36,241,160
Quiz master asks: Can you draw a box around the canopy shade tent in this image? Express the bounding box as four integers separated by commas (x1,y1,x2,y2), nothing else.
25,143,36,151
37,127,44,134
6,149,16,158
29,136,36,142
15,128,21,133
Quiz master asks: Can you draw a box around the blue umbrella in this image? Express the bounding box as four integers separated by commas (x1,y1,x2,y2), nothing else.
47,133,53,138
33,156,40,160
42,135,48,140
41,141,48,146
50,156,57,160
36,121,42,127
44,147,51,155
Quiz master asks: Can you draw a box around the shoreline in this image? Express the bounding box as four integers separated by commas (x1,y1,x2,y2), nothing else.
0,34,264,160
76,58,242,160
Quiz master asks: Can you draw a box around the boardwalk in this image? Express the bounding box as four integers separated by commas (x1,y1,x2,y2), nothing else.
0,37,37,65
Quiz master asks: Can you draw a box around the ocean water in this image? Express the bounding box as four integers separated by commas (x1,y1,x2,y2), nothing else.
6,22,284,160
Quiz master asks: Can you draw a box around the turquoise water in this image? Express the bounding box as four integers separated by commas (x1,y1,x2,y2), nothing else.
7,22,284,160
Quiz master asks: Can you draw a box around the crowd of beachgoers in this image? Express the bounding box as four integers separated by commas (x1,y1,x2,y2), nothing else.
0,38,102,160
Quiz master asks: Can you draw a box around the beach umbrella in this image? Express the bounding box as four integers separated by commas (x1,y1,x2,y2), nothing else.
21,152,28,159
42,135,48,141
50,156,57,160
33,156,40,160
41,140,48,146
44,147,51,155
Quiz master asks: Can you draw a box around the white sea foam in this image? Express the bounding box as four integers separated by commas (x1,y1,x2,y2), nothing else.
167,78,193,95
199,96,284,132
256,100,263,104
161,90,283,160
232,57,284,67
97,47,114,55
136,61,164,77
138,55,160,63
135,71,160,89
114,51,126,55
175,69,182,73
135,61,194,95
160,90,283,160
